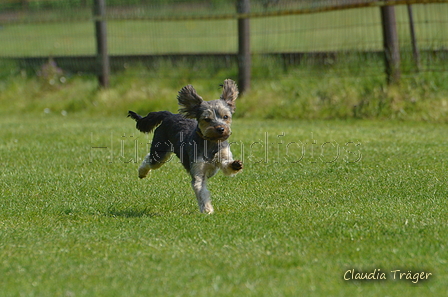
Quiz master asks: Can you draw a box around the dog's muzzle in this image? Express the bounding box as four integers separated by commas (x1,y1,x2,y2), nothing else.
197,126,231,141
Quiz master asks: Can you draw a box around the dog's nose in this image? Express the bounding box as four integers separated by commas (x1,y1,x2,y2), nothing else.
216,127,225,134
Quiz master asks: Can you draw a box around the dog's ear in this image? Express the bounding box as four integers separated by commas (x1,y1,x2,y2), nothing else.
220,79,239,113
178,85,204,118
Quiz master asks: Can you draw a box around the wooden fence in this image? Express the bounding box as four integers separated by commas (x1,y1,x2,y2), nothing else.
2,0,447,90
89,0,442,91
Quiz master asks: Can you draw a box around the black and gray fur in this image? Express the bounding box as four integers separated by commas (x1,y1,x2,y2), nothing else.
128,79,243,214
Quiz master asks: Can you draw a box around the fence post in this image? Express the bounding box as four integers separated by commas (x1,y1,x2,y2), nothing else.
407,4,420,71
380,4,400,84
21,0,29,9
237,0,251,94
93,0,110,88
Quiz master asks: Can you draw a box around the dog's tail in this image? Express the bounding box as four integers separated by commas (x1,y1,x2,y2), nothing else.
128,110,172,133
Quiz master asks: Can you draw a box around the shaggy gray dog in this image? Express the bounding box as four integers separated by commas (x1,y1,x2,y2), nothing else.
128,79,243,213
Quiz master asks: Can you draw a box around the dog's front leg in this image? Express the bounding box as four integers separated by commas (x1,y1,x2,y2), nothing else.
216,146,243,176
190,163,214,214
191,175,214,214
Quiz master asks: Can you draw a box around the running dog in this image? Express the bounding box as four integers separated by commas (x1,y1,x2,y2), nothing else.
128,79,243,214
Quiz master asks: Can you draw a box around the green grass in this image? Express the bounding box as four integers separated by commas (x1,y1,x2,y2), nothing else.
1,4,447,56
1,114,447,296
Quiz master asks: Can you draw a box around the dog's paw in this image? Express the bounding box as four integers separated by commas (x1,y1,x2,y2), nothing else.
231,160,243,171
202,202,215,214
138,165,150,179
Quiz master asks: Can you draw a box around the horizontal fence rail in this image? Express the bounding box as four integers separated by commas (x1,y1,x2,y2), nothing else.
1,0,448,23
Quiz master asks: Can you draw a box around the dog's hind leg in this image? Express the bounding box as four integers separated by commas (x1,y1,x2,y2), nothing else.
138,158,152,179
138,141,173,179
138,151,172,178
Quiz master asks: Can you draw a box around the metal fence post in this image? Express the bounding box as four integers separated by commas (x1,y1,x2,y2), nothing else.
237,0,251,94
93,0,110,88
380,4,401,84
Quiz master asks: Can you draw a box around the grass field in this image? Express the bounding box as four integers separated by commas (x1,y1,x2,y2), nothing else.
1,113,447,296
1,4,447,56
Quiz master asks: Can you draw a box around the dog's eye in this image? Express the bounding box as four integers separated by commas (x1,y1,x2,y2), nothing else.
223,115,229,120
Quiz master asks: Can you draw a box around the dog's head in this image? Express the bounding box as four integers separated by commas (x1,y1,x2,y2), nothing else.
178,79,239,141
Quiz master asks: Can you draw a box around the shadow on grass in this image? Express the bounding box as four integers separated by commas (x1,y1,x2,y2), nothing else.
61,206,195,218
105,207,161,218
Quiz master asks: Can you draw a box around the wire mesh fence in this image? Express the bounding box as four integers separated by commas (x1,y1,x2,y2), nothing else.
1,0,447,82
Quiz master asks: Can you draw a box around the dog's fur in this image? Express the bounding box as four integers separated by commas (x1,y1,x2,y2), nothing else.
128,79,243,214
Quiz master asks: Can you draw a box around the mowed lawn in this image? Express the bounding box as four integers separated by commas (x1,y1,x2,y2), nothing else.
0,4,447,56
1,114,447,296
